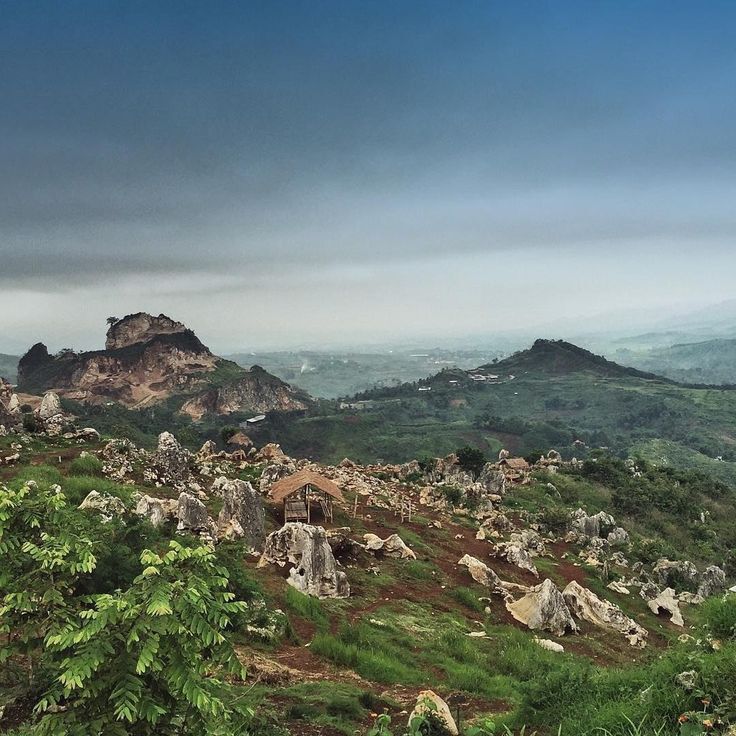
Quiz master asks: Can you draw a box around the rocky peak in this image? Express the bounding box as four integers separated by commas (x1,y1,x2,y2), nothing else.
17,343,53,386
105,313,188,350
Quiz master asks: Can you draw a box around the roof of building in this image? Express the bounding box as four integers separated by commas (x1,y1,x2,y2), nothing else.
500,457,530,470
227,431,253,447
270,470,345,503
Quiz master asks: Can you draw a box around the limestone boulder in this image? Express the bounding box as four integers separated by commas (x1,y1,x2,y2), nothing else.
478,464,506,496
653,559,700,592
134,494,178,527
506,579,578,636
408,691,458,736
259,523,349,598
0,380,21,431
39,391,63,420
563,581,648,647
63,427,101,443
570,508,624,542
176,491,217,540
492,542,539,576
645,586,685,627
78,490,126,522
535,637,564,653
458,555,509,598
145,432,192,488
363,533,416,559
212,477,265,551
697,565,726,599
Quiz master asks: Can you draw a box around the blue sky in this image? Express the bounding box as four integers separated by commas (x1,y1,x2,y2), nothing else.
1,1,735,351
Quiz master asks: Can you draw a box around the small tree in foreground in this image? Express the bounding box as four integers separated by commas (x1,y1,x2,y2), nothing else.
34,541,250,736
0,481,251,735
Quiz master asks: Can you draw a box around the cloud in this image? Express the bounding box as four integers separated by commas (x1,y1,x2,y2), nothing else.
1,1,735,345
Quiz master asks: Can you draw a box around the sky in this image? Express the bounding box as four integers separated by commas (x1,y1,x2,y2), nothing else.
1,0,735,353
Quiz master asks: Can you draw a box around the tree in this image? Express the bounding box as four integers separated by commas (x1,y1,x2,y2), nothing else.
455,446,487,479
106,316,119,326
0,480,96,681
35,542,250,735
0,480,251,735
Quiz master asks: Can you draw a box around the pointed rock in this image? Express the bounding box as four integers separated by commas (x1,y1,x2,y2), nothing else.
563,581,648,647
506,579,578,636
259,523,349,599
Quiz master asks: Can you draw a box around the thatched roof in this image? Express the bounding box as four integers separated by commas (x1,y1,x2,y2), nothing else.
500,457,529,470
227,431,253,447
270,470,345,503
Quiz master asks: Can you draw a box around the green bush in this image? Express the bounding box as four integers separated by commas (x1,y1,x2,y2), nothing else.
69,454,103,476
701,595,736,640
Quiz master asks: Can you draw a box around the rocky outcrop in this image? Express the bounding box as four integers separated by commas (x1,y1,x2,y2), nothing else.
78,490,126,521
643,586,684,627
105,313,187,350
458,554,508,597
563,581,648,647
478,464,506,495
491,542,539,576
134,494,178,527
653,559,700,592
698,565,726,599
212,477,265,551
17,313,312,417
571,509,628,544
363,533,416,559
144,432,192,488
0,379,21,431
181,366,311,420
408,691,458,735
176,492,217,540
506,579,578,636
258,523,349,599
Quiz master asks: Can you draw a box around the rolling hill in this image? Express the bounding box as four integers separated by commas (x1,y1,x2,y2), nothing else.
612,338,736,385
270,340,736,484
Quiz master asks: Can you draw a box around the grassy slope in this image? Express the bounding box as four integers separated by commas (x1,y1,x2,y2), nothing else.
2,433,735,735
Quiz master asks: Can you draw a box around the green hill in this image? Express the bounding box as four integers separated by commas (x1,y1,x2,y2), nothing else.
614,338,736,385
271,341,736,483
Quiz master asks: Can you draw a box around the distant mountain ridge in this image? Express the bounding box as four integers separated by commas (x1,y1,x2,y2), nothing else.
0,354,18,384
16,312,312,418
613,338,736,386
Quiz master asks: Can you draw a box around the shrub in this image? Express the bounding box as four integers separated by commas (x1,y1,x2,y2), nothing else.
701,596,736,640
456,446,487,478
69,454,103,476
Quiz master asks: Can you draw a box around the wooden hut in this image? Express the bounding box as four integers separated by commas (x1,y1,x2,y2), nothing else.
270,470,345,524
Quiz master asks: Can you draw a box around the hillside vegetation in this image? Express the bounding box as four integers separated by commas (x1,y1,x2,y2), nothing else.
272,341,736,483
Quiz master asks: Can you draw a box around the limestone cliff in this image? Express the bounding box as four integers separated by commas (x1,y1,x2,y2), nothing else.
17,313,312,417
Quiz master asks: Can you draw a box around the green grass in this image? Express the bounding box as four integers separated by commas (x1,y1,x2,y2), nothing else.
450,586,487,613
69,454,104,476
284,586,329,629
310,619,426,685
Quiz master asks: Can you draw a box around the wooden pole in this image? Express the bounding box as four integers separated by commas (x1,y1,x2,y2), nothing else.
306,486,311,524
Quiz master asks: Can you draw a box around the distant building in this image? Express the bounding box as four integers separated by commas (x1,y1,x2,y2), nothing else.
246,414,267,425
418,386,432,392
339,400,375,410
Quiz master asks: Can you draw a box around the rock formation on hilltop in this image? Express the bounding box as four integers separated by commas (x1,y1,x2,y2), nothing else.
16,312,312,417
105,313,188,350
